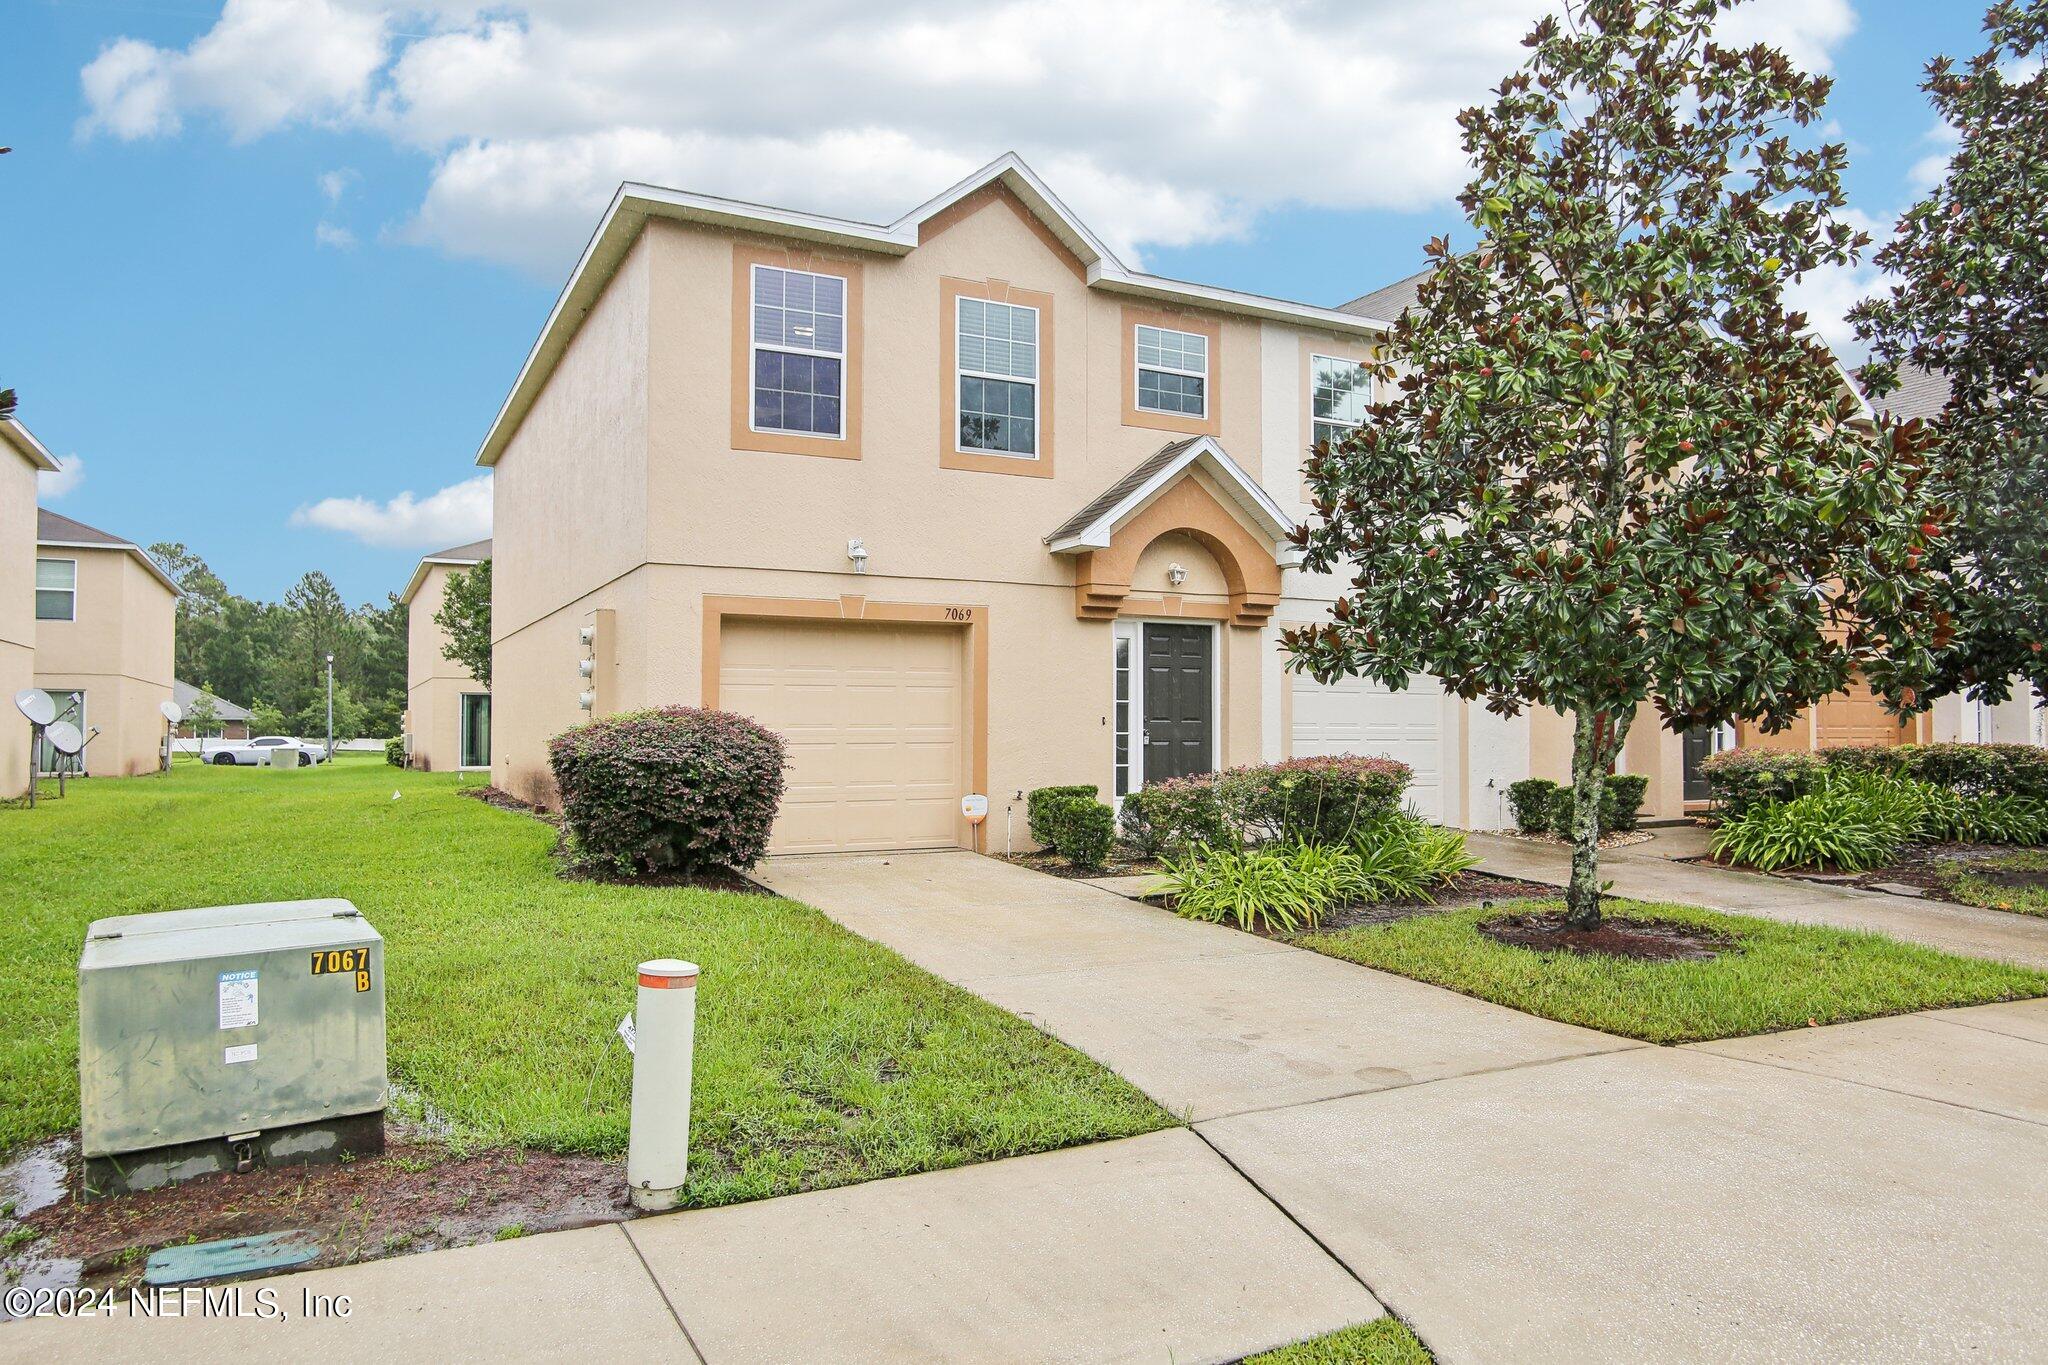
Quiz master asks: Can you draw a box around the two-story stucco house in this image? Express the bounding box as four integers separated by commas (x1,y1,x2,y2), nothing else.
480,155,1549,851
401,538,492,772
33,509,179,777
2,419,61,797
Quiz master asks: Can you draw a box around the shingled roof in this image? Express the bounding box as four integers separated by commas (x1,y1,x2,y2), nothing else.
1861,364,1953,425
36,508,181,593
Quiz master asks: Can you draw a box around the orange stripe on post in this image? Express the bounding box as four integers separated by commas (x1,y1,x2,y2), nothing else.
639,971,698,989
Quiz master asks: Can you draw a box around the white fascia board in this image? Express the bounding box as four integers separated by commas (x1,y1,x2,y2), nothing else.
39,539,183,596
1048,437,1298,559
3,418,60,472
399,555,483,606
1087,262,1394,338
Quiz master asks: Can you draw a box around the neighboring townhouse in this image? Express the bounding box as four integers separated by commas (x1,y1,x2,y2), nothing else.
172,679,254,742
33,509,179,777
479,154,1548,851
401,538,491,771
2,419,60,798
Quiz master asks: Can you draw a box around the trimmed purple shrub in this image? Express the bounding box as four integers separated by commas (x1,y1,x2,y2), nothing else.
549,707,788,874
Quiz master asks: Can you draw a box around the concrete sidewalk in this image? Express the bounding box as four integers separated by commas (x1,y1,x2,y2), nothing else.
0,1129,1381,1364
1469,828,2048,969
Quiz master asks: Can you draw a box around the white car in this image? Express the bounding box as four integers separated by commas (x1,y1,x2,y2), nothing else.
209,736,331,767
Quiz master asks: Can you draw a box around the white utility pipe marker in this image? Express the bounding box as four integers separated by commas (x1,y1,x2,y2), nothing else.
626,958,699,1212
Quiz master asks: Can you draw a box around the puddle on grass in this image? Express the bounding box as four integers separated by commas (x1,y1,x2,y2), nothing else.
1,1137,86,1319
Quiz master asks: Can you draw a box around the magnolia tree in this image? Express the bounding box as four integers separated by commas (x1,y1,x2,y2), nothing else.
1851,0,2048,707
433,558,492,689
1289,0,1946,926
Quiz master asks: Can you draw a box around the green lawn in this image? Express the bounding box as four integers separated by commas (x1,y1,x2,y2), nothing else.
1244,1318,1433,1364
1941,850,2048,917
1298,899,2048,1044
0,755,1167,1205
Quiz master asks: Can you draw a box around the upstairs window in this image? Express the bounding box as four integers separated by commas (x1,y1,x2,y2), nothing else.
751,264,846,438
35,558,75,621
957,297,1040,457
1311,354,1371,448
1135,324,1207,418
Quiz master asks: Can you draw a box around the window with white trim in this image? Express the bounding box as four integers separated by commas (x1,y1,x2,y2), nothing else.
1135,324,1207,417
1310,354,1371,448
35,558,75,621
957,297,1039,457
750,264,846,438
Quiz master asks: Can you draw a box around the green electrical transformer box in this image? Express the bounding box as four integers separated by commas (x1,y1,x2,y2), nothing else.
78,898,387,1196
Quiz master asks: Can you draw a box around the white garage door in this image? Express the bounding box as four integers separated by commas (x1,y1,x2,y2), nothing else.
1290,673,1445,824
719,619,964,854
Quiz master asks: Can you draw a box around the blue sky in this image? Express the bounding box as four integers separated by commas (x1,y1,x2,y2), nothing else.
1,0,1986,604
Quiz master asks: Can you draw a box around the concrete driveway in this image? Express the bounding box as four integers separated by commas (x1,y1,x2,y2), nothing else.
761,851,2048,1363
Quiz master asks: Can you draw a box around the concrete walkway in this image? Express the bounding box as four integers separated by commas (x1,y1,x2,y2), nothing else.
16,851,2046,1362
1470,828,2048,969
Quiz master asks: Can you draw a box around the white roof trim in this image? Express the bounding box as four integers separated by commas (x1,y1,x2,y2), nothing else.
1046,436,1301,566
475,153,1390,468
2,418,60,472
400,554,487,606
36,538,182,596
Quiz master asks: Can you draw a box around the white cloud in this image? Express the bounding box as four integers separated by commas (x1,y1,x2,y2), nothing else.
291,473,491,548
1782,208,1894,362
1908,121,1960,194
315,221,358,249
37,455,85,500
74,1,1869,282
318,167,359,202
79,0,387,143
1717,0,1857,75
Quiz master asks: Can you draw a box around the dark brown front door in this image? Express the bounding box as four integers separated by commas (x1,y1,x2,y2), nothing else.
1143,624,1214,782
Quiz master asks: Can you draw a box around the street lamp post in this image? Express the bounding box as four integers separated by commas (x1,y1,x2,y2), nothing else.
325,653,335,759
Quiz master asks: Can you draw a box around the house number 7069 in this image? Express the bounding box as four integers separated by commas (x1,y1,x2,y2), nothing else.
944,607,973,621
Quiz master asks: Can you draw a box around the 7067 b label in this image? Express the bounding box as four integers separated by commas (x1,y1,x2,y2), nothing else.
311,948,372,992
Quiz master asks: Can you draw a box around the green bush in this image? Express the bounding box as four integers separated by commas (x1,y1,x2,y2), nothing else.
1116,788,1168,857
1948,793,2048,845
1027,785,1098,851
1043,795,1115,871
384,736,406,767
1604,772,1650,832
1507,778,1557,834
1815,744,1911,778
1222,756,1412,844
1701,748,1826,816
1898,742,2048,800
1709,785,1907,872
548,707,788,874
1548,784,1578,837
1346,812,1479,902
1158,843,1348,933
1134,776,1234,851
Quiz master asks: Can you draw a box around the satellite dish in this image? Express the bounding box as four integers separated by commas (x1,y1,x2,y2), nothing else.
14,689,54,726
46,721,84,756
160,700,183,724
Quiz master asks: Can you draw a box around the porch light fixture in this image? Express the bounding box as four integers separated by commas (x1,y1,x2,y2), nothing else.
847,538,869,573
1166,562,1189,587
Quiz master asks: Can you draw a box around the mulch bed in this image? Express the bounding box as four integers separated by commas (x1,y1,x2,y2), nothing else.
1,1132,634,1299
1499,828,1656,850
997,848,1165,880
1311,871,1554,931
1689,842,2040,905
457,783,552,819
1479,910,1736,961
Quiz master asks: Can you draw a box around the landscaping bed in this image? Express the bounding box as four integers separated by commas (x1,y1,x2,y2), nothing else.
0,757,1169,1287
1296,898,2048,1043
998,846,1164,880
1689,842,2048,917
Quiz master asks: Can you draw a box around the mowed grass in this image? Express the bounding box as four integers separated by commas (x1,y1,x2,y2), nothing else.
1298,899,2048,1044
0,756,1168,1205
1245,1318,1433,1364
1943,850,2048,917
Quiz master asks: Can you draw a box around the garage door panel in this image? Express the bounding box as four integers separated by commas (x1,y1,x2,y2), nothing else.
720,619,966,853
1291,672,1445,824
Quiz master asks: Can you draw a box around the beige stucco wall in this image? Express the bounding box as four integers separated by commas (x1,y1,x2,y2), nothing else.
0,448,36,797
406,562,488,771
32,545,176,777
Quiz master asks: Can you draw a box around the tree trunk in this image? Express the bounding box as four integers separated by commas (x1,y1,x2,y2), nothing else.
1563,707,1634,930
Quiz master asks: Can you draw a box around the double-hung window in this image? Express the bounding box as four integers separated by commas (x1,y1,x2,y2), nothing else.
1310,354,1372,448
35,558,75,621
751,264,847,438
956,297,1039,458
1135,324,1207,418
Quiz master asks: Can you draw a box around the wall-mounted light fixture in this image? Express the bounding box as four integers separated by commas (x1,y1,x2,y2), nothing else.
1166,562,1189,587
579,690,595,711
579,658,595,679
578,625,595,646
847,538,869,574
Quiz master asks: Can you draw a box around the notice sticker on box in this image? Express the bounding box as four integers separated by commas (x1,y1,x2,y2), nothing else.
218,969,259,1030
224,1044,259,1065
